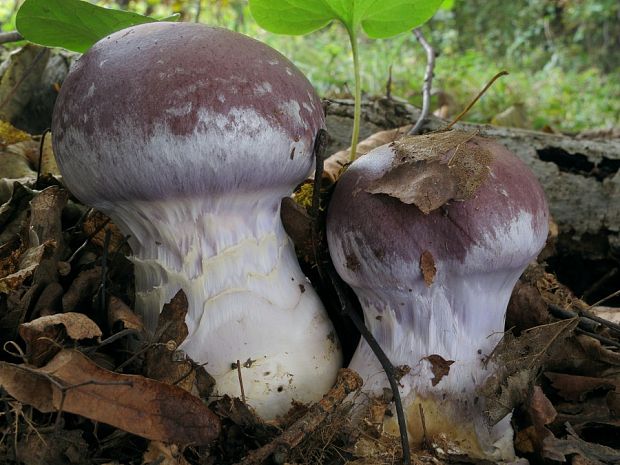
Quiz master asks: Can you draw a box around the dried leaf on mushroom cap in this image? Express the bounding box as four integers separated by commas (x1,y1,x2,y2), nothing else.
366,130,494,213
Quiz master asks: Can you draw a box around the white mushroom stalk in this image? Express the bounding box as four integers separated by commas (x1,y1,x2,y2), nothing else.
51,22,342,419
326,137,549,460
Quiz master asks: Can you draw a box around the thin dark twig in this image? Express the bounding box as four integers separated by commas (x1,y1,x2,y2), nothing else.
310,128,329,277
418,404,429,449
582,268,618,302
325,265,411,464
236,359,246,403
548,304,600,333
588,289,620,310
36,129,50,189
0,31,23,45
0,48,47,111
575,328,620,349
99,229,112,318
309,128,411,463
409,28,436,135
444,71,509,130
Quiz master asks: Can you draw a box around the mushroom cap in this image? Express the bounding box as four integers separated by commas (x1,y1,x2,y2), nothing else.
327,136,549,291
52,22,324,205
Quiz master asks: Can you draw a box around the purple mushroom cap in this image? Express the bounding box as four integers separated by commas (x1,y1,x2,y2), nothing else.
52,22,324,205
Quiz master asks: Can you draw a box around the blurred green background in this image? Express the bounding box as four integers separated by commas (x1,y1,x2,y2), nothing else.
3,0,618,132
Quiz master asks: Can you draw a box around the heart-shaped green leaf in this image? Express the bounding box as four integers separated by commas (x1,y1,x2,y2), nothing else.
16,0,165,53
249,0,444,38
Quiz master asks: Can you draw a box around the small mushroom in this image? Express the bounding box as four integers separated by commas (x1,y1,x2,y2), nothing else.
52,22,342,419
326,136,549,460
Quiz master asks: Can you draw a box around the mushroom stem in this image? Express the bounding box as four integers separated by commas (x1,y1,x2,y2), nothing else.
107,193,340,419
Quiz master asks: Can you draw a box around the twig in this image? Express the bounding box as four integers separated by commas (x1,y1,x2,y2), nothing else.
236,369,362,465
385,64,393,100
99,229,112,318
575,328,620,349
35,129,50,189
588,289,620,310
326,265,412,465
0,31,23,45
409,28,436,136
309,128,411,464
548,304,600,333
444,71,509,130
418,404,429,449
582,268,618,302
310,128,329,278
236,359,246,403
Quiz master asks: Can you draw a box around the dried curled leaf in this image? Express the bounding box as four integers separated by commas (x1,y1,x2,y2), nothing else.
480,318,579,424
0,349,221,445
20,312,102,343
367,130,493,213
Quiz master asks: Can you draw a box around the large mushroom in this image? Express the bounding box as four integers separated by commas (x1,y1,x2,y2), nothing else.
52,22,342,419
326,134,549,460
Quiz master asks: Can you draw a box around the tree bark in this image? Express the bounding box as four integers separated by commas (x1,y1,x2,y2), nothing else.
323,97,620,264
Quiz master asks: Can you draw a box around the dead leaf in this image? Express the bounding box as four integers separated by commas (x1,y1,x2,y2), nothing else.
62,266,101,312
542,422,620,463
108,295,144,332
545,372,619,402
506,280,551,333
367,131,493,213
143,441,190,465
20,312,102,343
146,290,194,391
19,312,102,366
424,354,454,386
0,349,221,445
83,210,128,254
0,240,55,293
0,120,31,147
16,429,89,465
419,250,436,287
0,45,50,122
481,318,579,423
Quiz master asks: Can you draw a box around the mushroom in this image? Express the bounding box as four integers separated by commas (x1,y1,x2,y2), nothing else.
326,135,549,460
51,22,342,419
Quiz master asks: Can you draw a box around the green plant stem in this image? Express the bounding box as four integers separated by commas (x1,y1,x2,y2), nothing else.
347,27,362,162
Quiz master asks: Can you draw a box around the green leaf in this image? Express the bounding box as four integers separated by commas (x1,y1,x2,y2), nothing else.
16,0,159,53
249,0,444,38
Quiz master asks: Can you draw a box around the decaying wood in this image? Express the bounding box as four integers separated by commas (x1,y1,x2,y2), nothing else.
236,368,362,465
323,98,620,263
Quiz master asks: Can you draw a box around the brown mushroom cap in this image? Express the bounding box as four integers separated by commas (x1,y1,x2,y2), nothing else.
52,22,324,205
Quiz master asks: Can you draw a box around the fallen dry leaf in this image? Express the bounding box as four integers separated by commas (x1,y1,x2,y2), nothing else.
367,130,493,213
419,250,436,287
481,318,579,424
83,209,129,254
108,295,144,332
15,428,89,465
0,240,55,293
143,441,190,465
542,422,620,463
0,349,221,445
146,290,194,391
62,266,101,312
545,372,619,402
424,354,454,386
19,312,102,366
